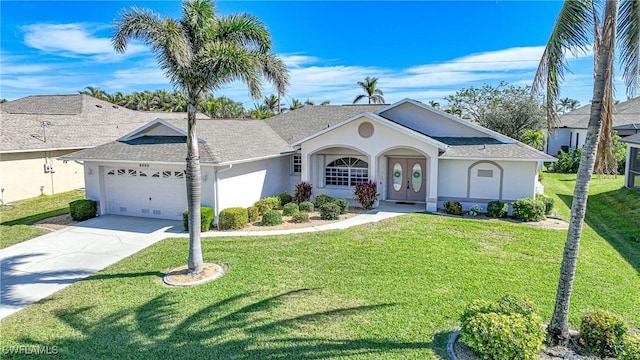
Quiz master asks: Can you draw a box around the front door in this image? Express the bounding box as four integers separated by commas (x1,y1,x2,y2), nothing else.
387,158,426,202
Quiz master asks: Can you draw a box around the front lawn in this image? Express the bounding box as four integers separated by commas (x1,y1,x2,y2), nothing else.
0,177,637,359
0,190,85,249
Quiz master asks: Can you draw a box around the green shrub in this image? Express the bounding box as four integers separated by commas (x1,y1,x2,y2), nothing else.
621,333,640,360
69,199,97,221
282,202,300,216
487,200,508,218
299,201,314,212
537,168,545,181
354,180,378,209
512,198,545,222
182,207,214,232
580,309,628,358
460,295,545,360
320,202,341,220
291,212,310,223
218,207,248,230
335,198,349,214
294,181,312,203
261,210,283,226
246,206,259,222
535,194,555,215
553,148,582,173
277,192,293,208
254,196,280,215
443,201,464,215
314,194,335,208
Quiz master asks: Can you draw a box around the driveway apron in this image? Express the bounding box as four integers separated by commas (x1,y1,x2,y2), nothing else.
0,215,182,320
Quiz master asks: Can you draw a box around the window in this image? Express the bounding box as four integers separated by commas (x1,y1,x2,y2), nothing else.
325,157,368,186
629,147,640,188
291,154,302,174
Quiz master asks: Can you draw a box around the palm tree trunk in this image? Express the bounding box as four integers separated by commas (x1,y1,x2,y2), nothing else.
548,0,618,345
186,96,203,274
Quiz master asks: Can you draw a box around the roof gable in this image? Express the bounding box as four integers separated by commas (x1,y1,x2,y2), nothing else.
119,119,187,141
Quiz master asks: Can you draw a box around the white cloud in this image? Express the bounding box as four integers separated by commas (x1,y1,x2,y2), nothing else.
23,23,147,59
102,65,169,89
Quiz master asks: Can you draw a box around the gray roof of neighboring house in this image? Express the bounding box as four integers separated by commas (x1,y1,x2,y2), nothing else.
62,119,292,165
621,133,640,145
0,94,209,153
264,104,386,144
435,137,556,160
557,96,640,129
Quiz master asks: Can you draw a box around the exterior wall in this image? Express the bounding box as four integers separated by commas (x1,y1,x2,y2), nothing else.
379,102,487,137
216,156,290,212
547,128,587,155
300,116,440,211
625,144,640,189
437,159,538,212
0,150,85,202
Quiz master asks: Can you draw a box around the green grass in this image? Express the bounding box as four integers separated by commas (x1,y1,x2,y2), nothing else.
0,190,85,249
0,177,638,359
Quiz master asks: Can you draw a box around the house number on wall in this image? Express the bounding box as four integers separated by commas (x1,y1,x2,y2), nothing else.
139,164,149,168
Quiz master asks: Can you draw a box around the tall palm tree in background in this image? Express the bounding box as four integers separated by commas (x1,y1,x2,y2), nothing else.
558,97,581,113
353,76,385,104
288,98,304,110
263,94,280,114
79,86,108,100
532,0,638,344
113,0,288,274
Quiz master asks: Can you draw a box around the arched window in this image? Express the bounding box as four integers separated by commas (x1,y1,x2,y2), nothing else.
325,157,368,186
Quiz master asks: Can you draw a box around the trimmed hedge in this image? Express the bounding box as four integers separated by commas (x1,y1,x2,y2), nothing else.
254,196,280,215
443,201,464,215
621,334,640,360
69,199,97,221
487,200,508,218
512,198,545,222
314,194,335,208
299,201,314,212
460,295,545,360
320,202,340,220
246,206,259,223
291,212,310,223
218,207,248,230
277,192,293,208
535,193,555,215
182,207,214,232
335,198,349,214
261,210,283,226
580,309,627,358
282,202,300,216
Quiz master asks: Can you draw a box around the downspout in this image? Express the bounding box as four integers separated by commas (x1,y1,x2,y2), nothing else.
213,164,233,224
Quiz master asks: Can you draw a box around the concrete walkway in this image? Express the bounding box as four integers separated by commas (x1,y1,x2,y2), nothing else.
0,202,424,320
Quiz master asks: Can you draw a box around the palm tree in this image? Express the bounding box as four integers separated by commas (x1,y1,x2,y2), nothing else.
558,97,581,113
113,0,288,274
532,0,638,344
288,98,304,110
353,76,385,104
79,86,108,100
520,129,546,150
263,94,280,114
427,100,441,109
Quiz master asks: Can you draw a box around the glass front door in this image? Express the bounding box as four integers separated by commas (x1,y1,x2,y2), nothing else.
387,158,426,202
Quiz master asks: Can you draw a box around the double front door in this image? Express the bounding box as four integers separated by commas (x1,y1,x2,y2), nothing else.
387,158,426,202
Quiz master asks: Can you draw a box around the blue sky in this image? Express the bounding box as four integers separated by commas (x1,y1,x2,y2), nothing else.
0,1,625,109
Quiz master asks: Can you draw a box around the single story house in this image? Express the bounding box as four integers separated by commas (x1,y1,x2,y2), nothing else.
622,133,640,190
0,94,208,203
546,97,640,156
61,99,555,220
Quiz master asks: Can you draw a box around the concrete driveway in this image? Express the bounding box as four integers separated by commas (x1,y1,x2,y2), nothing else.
0,215,182,320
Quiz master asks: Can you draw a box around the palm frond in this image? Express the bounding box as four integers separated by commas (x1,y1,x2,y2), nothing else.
532,0,593,130
353,94,366,104
618,0,640,96
257,53,289,95
112,7,165,53
215,14,271,53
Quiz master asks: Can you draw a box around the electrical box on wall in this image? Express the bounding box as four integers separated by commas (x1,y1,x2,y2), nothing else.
44,163,55,173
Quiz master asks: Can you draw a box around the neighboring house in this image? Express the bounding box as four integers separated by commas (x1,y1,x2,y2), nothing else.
62,99,555,220
622,133,640,190
0,94,208,203
547,97,640,156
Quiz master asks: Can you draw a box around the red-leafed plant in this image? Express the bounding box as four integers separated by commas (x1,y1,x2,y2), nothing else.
294,181,312,204
354,180,378,210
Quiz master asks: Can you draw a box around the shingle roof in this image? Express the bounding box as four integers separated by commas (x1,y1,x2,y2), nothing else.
0,94,209,153
434,137,556,160
62,119,293,165
264,104,385,143
621,133,640,145
557,97,640,129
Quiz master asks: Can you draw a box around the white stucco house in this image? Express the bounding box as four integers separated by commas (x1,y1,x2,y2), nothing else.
622,133,640,190
546,97,640,156
62,99,556,220
0,94,208,203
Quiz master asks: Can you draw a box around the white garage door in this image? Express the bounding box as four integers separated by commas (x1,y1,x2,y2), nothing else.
103,167,188,220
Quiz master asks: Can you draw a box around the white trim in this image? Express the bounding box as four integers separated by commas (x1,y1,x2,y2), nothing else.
291,112,448,150
376,98,516,144
217,152,290,166
440,156,557,162
118,118,188,141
